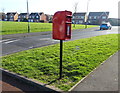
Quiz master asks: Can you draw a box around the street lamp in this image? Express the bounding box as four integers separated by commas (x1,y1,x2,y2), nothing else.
85,0,91,29
27,0,30,33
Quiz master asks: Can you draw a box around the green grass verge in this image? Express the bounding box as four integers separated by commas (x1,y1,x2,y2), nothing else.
1,21,97,35
2,34,119,91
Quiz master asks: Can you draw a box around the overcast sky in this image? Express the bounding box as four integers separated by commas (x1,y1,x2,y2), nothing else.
0,0,119,18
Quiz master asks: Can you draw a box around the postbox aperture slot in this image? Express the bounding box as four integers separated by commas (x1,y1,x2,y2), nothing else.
66,22,72,24
66,15,72,18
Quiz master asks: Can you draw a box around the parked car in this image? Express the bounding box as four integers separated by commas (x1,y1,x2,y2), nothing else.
100,23,112,30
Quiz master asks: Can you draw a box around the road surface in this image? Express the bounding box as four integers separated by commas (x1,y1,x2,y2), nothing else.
2,26,118,56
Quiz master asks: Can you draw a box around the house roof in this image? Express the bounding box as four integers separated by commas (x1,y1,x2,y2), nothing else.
39,12,43,15
88,12,109,16
29,12,43,16
73,12,86,16
19,13,27,16
0,12,5,15
6,12,17,15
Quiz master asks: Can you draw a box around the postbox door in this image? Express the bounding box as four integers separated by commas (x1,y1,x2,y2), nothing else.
67,25,70,36
65,13,72,40
53,11,66,40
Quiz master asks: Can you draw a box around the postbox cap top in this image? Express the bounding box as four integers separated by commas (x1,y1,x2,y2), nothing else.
54,10,72,13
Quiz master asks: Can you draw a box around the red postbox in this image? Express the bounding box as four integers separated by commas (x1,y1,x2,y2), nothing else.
52,10,72,40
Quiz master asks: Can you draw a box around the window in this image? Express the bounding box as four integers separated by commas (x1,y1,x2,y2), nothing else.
24,16,26,18
89,16,92,19
79,20,83,23
37,20,39,22
18,19,20,22
72,20,75,23
77,16,80,18
30,19,33,22
102,16,106,19
81,16,84,19
88,21,91,23
102,21,106,24
76,16,78,18
32,16,34,18
76,21,79,24
36,16,39,18
94,16,97,19
18,16,20,18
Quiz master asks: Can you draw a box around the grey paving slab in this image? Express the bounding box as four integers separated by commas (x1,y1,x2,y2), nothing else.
71,51,119,91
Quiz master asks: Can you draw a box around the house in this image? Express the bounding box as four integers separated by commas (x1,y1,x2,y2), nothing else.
87,12,109,25
72,12,86,24
5,12,18,21
108,18,120,26
45,14,53,23
18,13,28,22
28,12,47,23
0,12,6,21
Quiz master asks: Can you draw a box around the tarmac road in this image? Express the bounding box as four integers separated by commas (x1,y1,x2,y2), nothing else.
2,26,118,56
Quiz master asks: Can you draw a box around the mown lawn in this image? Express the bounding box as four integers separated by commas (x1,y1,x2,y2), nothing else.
1,21,97,35
2,34,119,91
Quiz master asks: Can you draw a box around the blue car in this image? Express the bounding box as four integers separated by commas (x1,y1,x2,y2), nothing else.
100,23,112,30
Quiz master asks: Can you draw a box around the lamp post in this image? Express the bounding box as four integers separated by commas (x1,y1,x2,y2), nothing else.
27,0,30,33
85,0,91,29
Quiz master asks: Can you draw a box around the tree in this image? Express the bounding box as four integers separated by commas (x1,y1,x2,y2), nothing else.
1,8,5,13
73,2,79,27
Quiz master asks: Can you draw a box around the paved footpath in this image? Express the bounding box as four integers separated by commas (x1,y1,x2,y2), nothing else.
71,51,119,92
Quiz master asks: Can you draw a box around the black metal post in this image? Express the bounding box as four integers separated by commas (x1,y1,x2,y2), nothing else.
28,22,30,33
59,40,63,79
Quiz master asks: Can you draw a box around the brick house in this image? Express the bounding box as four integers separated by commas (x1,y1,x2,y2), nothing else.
45,14,53,23
87,12,109,25
72,12,86,24
5,12,18,21
0,12,6,21
28,12,47,23
18,13,28,22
